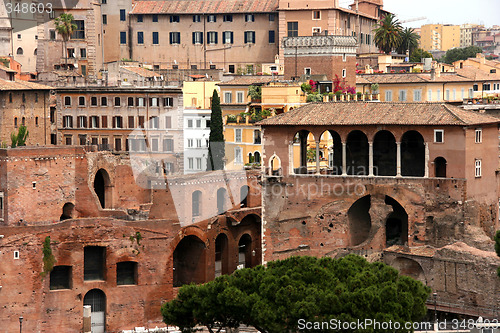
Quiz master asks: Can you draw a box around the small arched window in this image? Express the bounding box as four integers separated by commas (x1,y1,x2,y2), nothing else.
34,48,37,56
14,117,18,127
16,47,23,55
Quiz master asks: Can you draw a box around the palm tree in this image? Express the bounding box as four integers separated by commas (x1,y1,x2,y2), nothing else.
373,13,402,54
397,27,420,57
54,13,77,69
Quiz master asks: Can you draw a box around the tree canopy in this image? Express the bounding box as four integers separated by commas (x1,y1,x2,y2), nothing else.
161,255,431,333
396,28,420,57
207,89,225,170
409,48,433,63
11,125,29,148
441,46,483,64
54,13,77,67
373,14,403,54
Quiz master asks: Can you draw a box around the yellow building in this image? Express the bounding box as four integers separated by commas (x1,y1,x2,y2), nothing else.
183,80,220,109
420,24,460,52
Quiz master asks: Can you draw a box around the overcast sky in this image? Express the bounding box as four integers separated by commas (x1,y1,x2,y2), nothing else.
343,0,499,28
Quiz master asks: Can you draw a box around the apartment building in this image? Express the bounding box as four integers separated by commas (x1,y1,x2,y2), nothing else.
128,0,279,73
460,23,482,48
56,86,184,173
184,108,211,174
420,24,460,52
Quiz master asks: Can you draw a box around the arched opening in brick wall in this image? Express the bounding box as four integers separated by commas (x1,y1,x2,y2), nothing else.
401,131,425,177
391,257,426,285
192,190,202,218
346,130,369,175
320,130,343,175
93,169,111,209
293,130,315,174
240,185,249,208
238,234,253,269
373,130,397,176
254,151,261,163
385,196,409,247
217,188,228,215
173,235,207,287
434,157,447,178
60,202,75,221
270,155,281,176
83,289,106,333
347,195,372,246
215,234,229,277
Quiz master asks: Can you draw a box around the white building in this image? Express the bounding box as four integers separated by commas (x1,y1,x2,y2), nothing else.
183,108,211,174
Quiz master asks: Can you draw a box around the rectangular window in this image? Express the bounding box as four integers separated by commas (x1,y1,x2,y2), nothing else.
475,159,481,177
436,89,441,101
65,135,72,145
413,89,422,102
434,129,444,143
120,31,127,44
235,128,242,143
117,262,137,285
254,130,261,144
188,158,194,170
207,15,216,23
427,89,432,102
152,32,159,45
170,15,180,23
113,116,123,128
245,14,254,22
244,31,255,44
150,116,159,129
128,116,134,128
63,116,73,128
78,96,86,106
224,92,232,103
101,97,107,106
196,119,201,128
114,97,121,106
152,14,158,22
78,116,87,128
483,83,491,91
164,97,173,107
164,139,174,152
137,31,144,44
237,91,244,103
313,10,321,20
128,97,134,107
269,13,275,21
165,116,172,128
207,31,218,44
90,116,99,128
235,147,243,164
196,158,202,170
223,31,233,44
188,119,193,128
84,246,106,281
193,31,203,44
461,88,465,99
71,20,85,39
150,97,159,107
196,138,202,147
50,29,56,40
120,9,126,21
193,15,201,22
223,14,233,22
342,69,346,78
468,88,473,98
50,266,72,290
445,89,450,100
475,129,482,143
137,14,143,22
385,90,393,102
453,89,456,100
170,32,180,44
102,15,107,25
287,22,298,37
269,30,275,43
151,138,159,151
80,48,87,58
398,90,407,102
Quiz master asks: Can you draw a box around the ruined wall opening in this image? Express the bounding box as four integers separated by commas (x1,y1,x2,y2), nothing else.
238,234,253,269
293,130,314,174
373,130,396,176
84,246,106,281
320,130,343,175
434,157,447,178
346,130,369,175
401,131,425,177
270,155,281,176
385,196,409,247
391,257,426,284
94,169,111,209
215,234,229,277
192,190,201,217
83,289,106,333
50,265,72,290
116,261,138,285
60,202,75,221
240,185,249,208
217,188,227,214
173,235,206,287
347,195,371,246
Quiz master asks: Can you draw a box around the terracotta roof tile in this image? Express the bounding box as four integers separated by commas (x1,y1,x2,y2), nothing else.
132,0,278,14
219,76,280,86
258,102,500,126
356,73,473,84
0,78,52,90
122,66,161,78
456,66,500,81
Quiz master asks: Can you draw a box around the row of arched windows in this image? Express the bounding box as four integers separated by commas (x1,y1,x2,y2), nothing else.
15,47,37,55
192,185,250,217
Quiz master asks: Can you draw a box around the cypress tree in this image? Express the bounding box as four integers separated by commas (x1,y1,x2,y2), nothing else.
207,89,225,170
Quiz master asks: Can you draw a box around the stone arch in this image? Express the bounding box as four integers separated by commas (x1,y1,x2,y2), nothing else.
401,131,425,177
238,234,253,269
391,257,427,285
83,289,106,333
60,202,75,221
346,130,369,175
320,130,343,175
269,154,281,176
385,196,409,247
434,157,447,178
93,169,111,209
215,233,229,277
373,130,396,176
217,187,227,214
292,130,315,174
348,195,372,246
173,235,207,287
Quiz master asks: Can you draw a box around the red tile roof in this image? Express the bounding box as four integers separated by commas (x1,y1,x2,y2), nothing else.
132,0,278,14
356,73,473,84
122,66,161,78
0,78,52,90
258,102,500,126
219,76,278,86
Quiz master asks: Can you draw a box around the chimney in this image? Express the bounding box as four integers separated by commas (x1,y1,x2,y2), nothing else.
430,67,435,80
